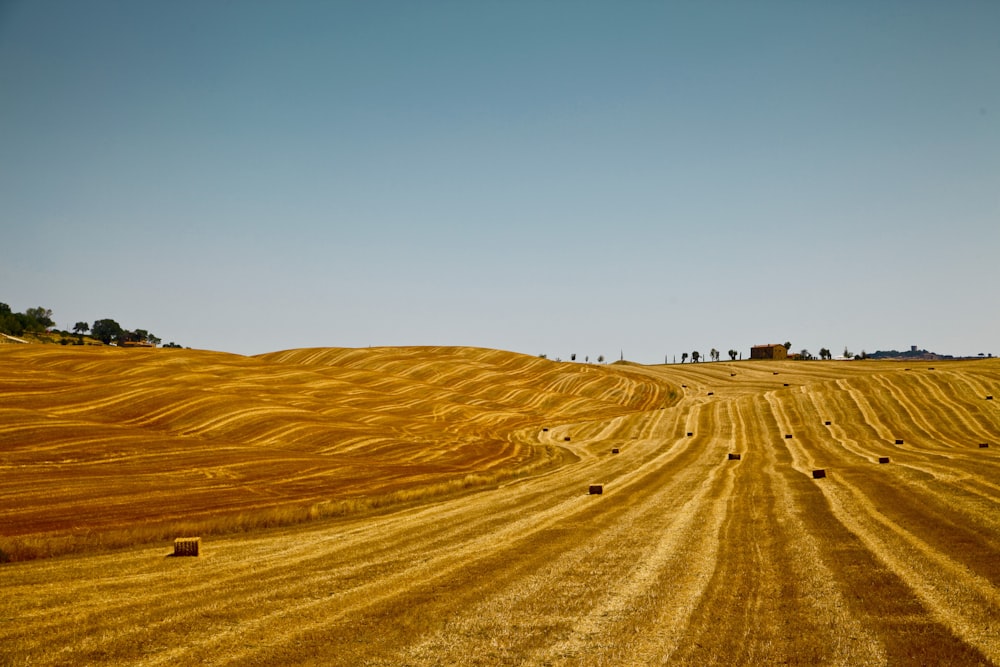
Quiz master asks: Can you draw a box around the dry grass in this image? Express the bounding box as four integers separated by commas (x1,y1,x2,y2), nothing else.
0,345,668,560
1,350,998,666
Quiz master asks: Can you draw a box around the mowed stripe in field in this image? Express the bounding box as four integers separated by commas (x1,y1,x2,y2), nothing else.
0,346,672,550
764,367,1000,663
0,353,998,665
0,406,700,663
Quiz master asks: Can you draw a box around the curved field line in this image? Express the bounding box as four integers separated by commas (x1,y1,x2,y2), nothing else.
2,352,999,665
817,472,1000,662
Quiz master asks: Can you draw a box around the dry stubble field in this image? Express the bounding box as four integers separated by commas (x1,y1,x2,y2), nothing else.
1,345,998,665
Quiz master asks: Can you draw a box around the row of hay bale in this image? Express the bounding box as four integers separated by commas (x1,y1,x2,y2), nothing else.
808,419,994,479
585,398,996,495
719,449,820,479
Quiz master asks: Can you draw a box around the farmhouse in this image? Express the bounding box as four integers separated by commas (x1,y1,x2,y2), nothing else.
118,340,154,348
750,344,788,360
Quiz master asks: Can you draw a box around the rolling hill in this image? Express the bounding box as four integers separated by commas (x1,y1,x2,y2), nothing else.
1,346,998,665
0,345,673,557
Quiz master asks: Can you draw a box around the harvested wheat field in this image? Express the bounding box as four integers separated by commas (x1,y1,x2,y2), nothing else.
1,346,999,666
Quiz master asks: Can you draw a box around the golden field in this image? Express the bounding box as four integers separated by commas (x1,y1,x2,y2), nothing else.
1,345,998,665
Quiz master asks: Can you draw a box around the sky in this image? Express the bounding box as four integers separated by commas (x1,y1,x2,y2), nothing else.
1,1,998,362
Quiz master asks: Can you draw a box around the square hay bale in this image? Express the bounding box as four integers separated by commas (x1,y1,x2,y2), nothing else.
980,443,990,448
987,396,994,400
895,439,904,445
728,453,741,460
878,456,890,464
785,434,793,439
564,436,571,442
588,484,603,495
687,432,694,437
173,537,201,557
824,421,832,426
812,469,826,479
783,383,790,387
611,448,620,454
542,427,549,432
707,391,714,396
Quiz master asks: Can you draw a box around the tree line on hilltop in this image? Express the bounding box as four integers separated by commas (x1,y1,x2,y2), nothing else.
0,303,182,348
540,343,858,365
676,345,854,363
679,344,847,363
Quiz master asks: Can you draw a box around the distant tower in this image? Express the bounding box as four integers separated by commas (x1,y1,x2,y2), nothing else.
911,345,918,352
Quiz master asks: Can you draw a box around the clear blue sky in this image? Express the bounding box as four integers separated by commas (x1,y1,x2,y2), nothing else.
2,1,998,361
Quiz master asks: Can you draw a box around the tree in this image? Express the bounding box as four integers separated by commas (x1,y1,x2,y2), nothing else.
92,319,124,344
597,355,605,363
73,322,89,334
728,349,738,361
783,341,792,351
800,349,811,360
24,307,53,331
843,347,853,359
818,347,831,360
692,350,700,363
0,304,20,335
710,348,719,362
681,352,688,363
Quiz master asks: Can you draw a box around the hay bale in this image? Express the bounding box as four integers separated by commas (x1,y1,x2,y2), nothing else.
878,456,890,464
589,484,603,495
824,421,832,426
895,439,904,445
785,434,793,439
812,469,826,479
728,453,741,460
542,428,549,432
987,396,993,400
564,436,571,442
783,383,789,387
173,537,201,557
611,448,620,454
980,443,990,448
928,367,935,370
707,391,714,396
687,432,694,437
